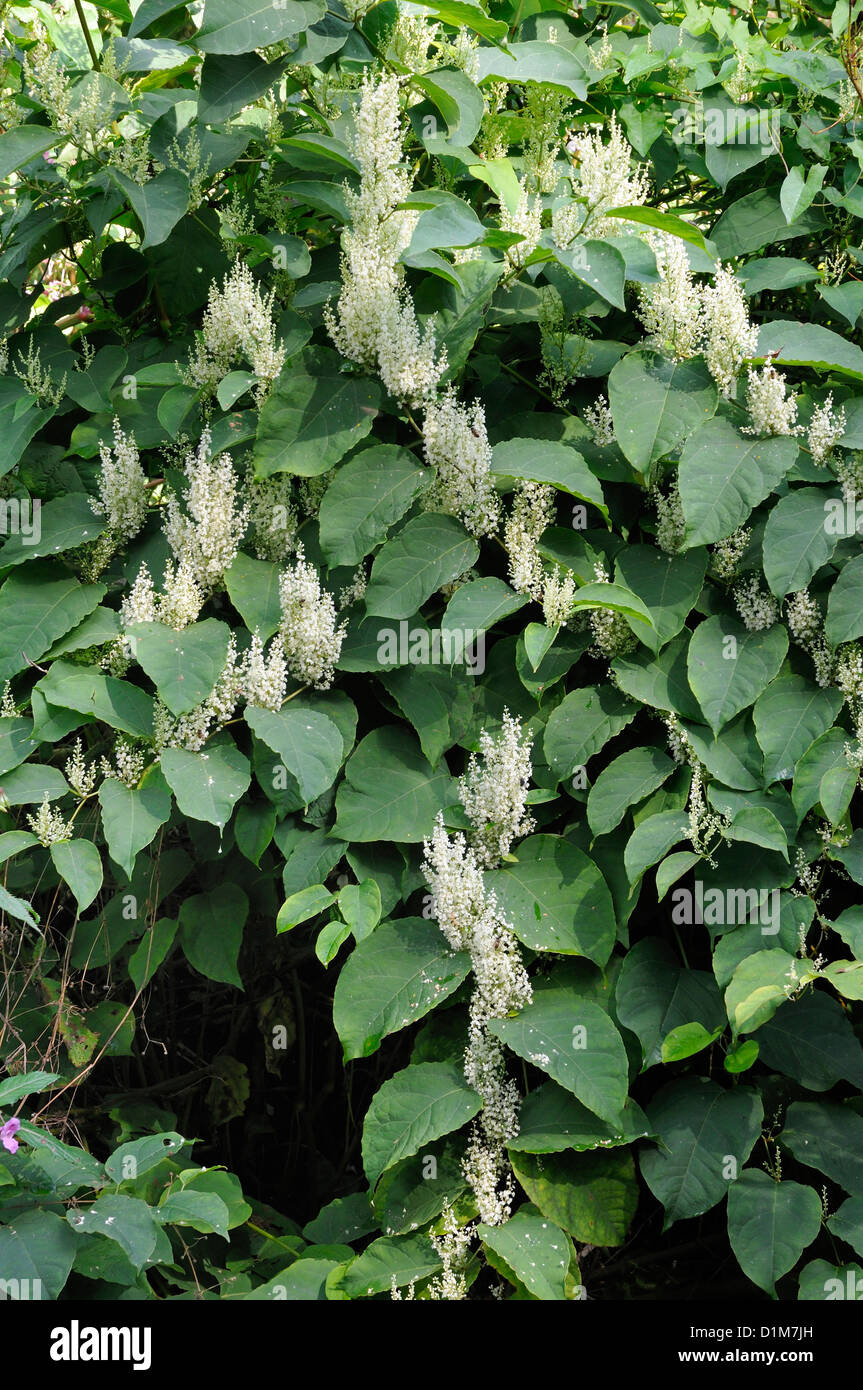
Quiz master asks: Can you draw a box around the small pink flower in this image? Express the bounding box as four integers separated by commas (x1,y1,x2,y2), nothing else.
1,1118,20,1154
77,306,93,321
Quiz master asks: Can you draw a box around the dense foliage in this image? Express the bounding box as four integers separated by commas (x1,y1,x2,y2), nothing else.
1,0,863,1303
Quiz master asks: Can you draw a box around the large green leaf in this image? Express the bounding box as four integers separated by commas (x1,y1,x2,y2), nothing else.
0,494,104,568
825,553,863,647
756,320,863,380
762,487,842,597
0,573,105,683
35,660,155,738
510,1147,638,1247
614,546,707,653
179,884,248,988
160,742,250,831
486,834,616,963
543,685,636,778
608,351,717,472
753,675,843,784
196,0,325,54
687,615,788,736
490,992,628,1125
127,618,231,716
364,514,479,619
50,839,103,914
224,552,282,642
782,1101,863,1196
0,1209,77,1299
678,418,798,548
361,1061,482,1188
587,747,675,836
253,347,380,478
333,727,456,843
245,705,343,804
70,1194,159,1272
98,768,172,879
110,168,191,250
492,438,606,515
318,445,430,567
478,1211,570,1300
640,1077,763,1228
756,992,863,1091
509,1081,652,1154
333,919,470,1061
727,1170,822,1295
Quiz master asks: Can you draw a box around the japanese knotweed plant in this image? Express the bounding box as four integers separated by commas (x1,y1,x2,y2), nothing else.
1,0,863,1304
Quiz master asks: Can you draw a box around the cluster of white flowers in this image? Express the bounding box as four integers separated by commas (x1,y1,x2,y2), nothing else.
588,560,636,658
664,711,691,765
741,364,803,437
164,434,249,591
242,631,288,711
244,475,298,563
100,737,146,788
65,739,97,798
27,794,73,847
422,807,531,1229
808,394,846,465
458,712,535,866
686,763,729,865
835,645,863,768
325,73,446,407
389,10,439,72
651,479,686,554
422,388,501,537
734,576,779,631
501,182,543,270
710,525,750,582
637,232,704,361
185,260,286,402
278,546,346,690
426,1203,472,1302
338,564,368,609
557,113,649,241
542,564,578,628
504,481,555,599
91,418,149,542
0,683,16,718
584,395,615,445
701,265,760,398
785,588,834,688
638,249,758,397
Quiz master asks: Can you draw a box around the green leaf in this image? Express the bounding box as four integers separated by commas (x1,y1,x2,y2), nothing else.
318,444,430,567
725,950,808,1035
0,1210,77,1299
110,168,191,250
827,1197,863,1260
479,1211,570,1299
587,747,675,836
224,552,282,642
614,546,708,654
605,204,710,250
105,1132,186,1184
763,487,841,597
687,615,788,736
509,1147,638,1248
624,811,688,887
826,553,863,647
0,494,104,568
198,51,287,125
253,347,381,479
246,705,343,803
492,438,606,516
157,1189,230,1238
180,884,248,988
780,163,827,224
756,321,863,381
616,939,725,1069
640,1077,763,1229
127,618,231,716
543,685,636,778
754,675,843,783
757,991,863,1091
509,1081,652,1155
362,1061,483,1188
235,801,276,867
128,918,178,991
276,884,334,932
340,1233,441,1298
607,351,717,471
364,513,479,619
333,918,470,1061
196,0,326,53
0,1070,59,1108
338,880,381,940
0,572,105,683
555,240,626,310
783,1101,863,1196
0,126,57,179
160,742,251,831
490,992,628,1125
728,1170,822,1295
486,834,616,963
476,39,588,95
70,1195,158,1272
36,660,155,738
678,418,798,547
334,727,456,843
98,768,172,879
414,0,508,42
413,68,483,145
50,839,103,914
